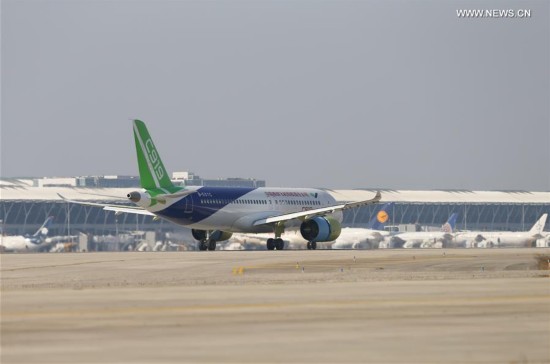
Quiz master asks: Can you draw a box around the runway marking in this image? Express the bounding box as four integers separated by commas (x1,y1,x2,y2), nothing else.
239,254,539,272
3,294,549,319
0,255,193,272
0,259,129,272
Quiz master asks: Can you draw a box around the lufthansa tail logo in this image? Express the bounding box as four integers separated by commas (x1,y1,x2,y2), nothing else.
377,210,389,223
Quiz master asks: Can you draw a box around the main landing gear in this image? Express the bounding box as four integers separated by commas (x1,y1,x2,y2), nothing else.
193,230,232,251
266,238,284,250
267,222,286,250
306,241,317,250
198,239,216,251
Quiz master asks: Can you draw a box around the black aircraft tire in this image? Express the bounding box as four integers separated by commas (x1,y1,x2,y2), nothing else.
267,238,275,250
275,238,284,250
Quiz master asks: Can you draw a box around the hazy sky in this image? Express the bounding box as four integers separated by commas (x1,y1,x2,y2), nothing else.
2,0,549,190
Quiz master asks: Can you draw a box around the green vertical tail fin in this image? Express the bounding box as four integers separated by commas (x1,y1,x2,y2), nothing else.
132,119,174,190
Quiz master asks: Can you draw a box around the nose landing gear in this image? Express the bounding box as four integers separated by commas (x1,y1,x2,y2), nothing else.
266,222,286,250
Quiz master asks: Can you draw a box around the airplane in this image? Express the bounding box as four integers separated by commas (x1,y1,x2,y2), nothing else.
0,216,55,252
453,214,548,248
389,213,458,248
331,202,394,249
60,119,381,251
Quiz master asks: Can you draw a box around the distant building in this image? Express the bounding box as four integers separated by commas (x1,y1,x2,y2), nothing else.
33,177,77,188
76,176,141,188
172,172,266,188
33,172,267,189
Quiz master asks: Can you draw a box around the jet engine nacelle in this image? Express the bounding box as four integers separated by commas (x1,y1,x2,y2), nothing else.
191,229,233,242
210,231,233,242
127,191,152,208
300,217,341,242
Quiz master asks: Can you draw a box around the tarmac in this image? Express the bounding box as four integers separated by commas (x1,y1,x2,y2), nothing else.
2,248,550,363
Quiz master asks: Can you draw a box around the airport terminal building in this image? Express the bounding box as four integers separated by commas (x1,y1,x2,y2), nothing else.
1,176,549,240
333,189,550,232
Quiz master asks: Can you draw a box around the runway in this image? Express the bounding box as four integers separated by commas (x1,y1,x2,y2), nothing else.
2,249,550,363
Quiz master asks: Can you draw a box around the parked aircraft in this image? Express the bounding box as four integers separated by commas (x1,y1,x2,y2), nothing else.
61,120,381,250
390,213,458,248
453,214,548,248
0,216,54,252
331,202,394,249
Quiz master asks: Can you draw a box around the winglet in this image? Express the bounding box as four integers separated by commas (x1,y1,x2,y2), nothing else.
342,191,382,210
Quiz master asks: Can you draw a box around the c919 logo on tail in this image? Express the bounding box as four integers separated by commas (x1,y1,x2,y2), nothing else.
145,139,165,180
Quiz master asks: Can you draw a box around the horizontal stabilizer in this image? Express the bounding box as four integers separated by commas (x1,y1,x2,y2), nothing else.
57,194,155,216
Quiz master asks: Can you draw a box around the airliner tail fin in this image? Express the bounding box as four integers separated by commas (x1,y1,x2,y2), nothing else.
368,202,394,230
529,214,547,235
132,120,174,190
441,213,458,233
32,216,54,237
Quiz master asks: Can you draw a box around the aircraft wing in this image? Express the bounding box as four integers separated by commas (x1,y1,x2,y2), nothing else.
253,191,381,226
369,231,389,239
57,194,155,216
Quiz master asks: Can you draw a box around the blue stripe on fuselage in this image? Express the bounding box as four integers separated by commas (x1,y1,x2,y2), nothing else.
156,187,256,225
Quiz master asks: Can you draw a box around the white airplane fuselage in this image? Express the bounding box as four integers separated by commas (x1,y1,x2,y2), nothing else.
392,231,452,248
147,186,342,233
331,228,391,249
0,236,45,252
453,231,540,248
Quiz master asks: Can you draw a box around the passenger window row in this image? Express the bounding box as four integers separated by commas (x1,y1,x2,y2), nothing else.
198,199,322,206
